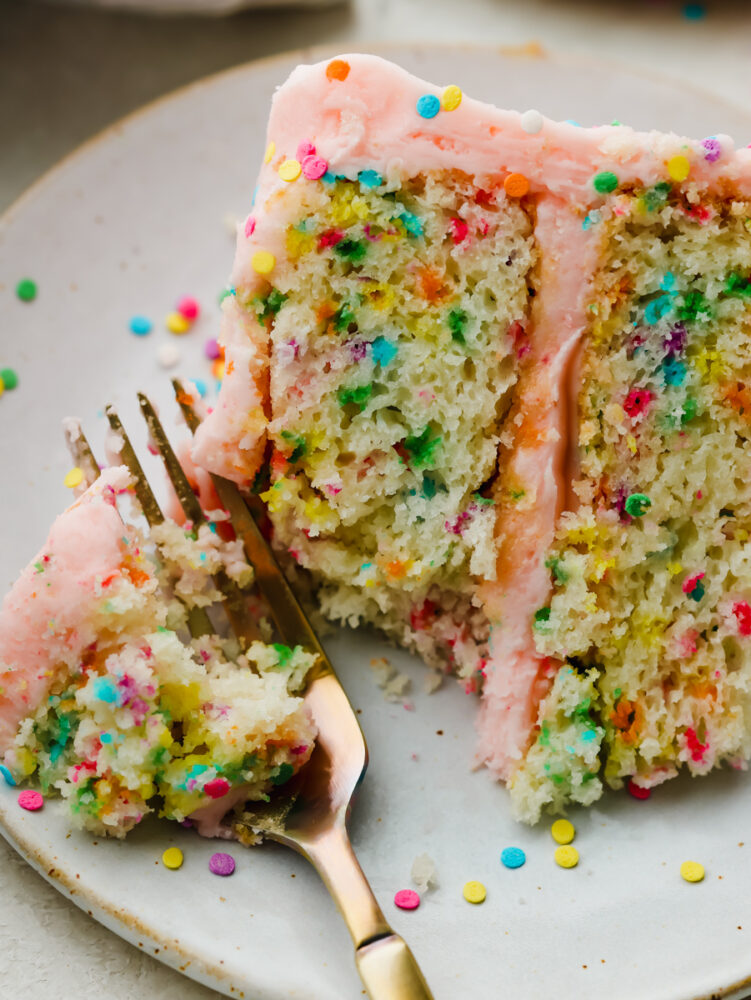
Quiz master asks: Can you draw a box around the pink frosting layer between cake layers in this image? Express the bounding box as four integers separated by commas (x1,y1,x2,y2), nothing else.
0,467,133,755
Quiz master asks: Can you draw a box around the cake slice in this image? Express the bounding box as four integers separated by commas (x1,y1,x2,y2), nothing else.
193,53,751,822
0,467,316,837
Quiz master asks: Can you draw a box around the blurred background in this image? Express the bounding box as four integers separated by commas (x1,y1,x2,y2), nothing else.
3,0,751,212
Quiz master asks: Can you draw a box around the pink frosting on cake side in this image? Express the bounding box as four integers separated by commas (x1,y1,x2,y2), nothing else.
0,467,133,754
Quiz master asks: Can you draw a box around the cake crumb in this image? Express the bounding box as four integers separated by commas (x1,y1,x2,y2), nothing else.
411,853,438,893
369,657,412,703
424,670,443,693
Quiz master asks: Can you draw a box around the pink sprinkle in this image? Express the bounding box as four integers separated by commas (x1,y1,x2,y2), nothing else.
394,889,420,910
623,387,653,419
627,779,651,801
449,217,468,243
290,745,308,755
733,601,751,636
297,140,316,161
682,572,705,594
204,778,231,799
684,726,709,762
696,490,703,499
318,229,344,249
244,215,256,238
177,296,200,321
302,155,328,180
18,789,44,811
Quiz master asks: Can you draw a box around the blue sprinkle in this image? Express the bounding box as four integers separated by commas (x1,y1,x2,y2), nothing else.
371,336,398,367
644,295,673,324
582,210,602,231
0,764,17,786
92,676,119,705
416,94,441,119
663,357,687,386
581,729,597,743
129,315,152,337
660,272,677,292
501,846,526,869
99,733,113,744
194,378,208,397
358,169,383,189
322,170,337,184
683,3,705,18
251,185,259,206
565,119,582,127
397,211,424,238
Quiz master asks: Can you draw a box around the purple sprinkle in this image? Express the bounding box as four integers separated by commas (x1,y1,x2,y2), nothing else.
209,852,236,876
664,323,688,356
348,339,368,362
702,137,722,163
204,338,222,360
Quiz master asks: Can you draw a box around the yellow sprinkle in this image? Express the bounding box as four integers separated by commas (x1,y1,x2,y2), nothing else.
554,845,579,869
667,561,683,576
278,158,302,182
251,250,276,275
441,84,463,112
462,880,486,904
166,311,191,335
0,377,4,397
162,847,184,870
264,141,275,164
680,860,704,883
64,467,84,489
551,818,575,844
667,154,690,182
626,434,637,455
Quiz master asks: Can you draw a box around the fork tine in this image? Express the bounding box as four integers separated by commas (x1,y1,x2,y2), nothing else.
105,406,164,527
171,379,327,667
63,418,100,487
138,392,205,527
137,391,260,649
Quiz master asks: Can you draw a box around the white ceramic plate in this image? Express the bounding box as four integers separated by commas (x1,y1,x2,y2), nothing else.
3,44,751,1000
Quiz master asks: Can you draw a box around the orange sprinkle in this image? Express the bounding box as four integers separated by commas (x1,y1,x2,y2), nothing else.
610,698,643,745
417,267,448,303
212,359,225,380
226,360,235,375
386,560,408,580
326,59,350,82
504,172,530,198
128,567,151,588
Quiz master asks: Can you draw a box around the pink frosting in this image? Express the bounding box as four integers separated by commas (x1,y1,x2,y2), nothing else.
0,467,133,754
193,53,751,781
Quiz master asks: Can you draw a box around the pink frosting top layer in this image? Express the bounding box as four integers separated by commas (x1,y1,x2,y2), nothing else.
0,468,132,754
194,52,751,782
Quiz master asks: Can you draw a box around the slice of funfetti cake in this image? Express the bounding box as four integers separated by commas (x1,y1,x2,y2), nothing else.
193,53,751,821
0,467,316,837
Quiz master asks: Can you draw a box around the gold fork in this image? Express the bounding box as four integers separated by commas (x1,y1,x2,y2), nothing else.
66,385,434,1000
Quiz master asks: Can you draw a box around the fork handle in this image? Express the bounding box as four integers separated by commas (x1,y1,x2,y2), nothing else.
356,934,435,1000
302,824,435,999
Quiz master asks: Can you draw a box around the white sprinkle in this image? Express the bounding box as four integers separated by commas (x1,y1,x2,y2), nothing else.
158,343,181,368
521,109,544,135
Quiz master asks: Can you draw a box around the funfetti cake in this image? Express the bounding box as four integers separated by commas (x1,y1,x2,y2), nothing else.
0,467,316,838
193,52,751,822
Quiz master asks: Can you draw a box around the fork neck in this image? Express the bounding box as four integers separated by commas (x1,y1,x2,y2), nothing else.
297,822,392,949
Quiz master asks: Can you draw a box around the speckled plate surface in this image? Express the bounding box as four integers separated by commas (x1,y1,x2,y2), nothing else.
3,44,751,1000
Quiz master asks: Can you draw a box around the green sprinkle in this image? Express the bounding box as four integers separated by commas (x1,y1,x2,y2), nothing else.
447,308,468,344
642,182,671,211
272,643,294,667
334,239,367,263
678,289,711,322
15,278,37,302
271,762,295,786
593,171,618,194
253,287,287,321
403,426,442,468
545,557,568,583
0,368,18,390
538,721,551,747
724,272,751,297
625,493,651,517
333,301,356,332
534,606,551,623
681,397,698,425
280,430,307,462
337,383,373,411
